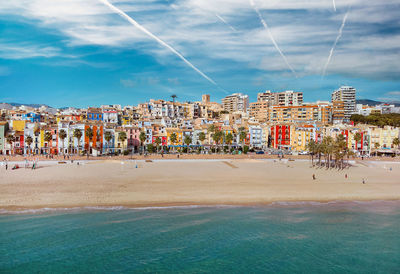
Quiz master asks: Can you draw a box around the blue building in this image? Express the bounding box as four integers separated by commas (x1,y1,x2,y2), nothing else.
23,112,41,122
87,108,103,121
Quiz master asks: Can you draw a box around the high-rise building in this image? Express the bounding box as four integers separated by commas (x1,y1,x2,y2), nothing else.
222,93,249,113
257,90,303,106
331,86,356,122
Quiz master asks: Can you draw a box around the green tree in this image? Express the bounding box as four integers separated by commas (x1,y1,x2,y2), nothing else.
104,131,113,155
25,135,33,155
73,129,82,155
6,134,15,155
155,137,162,153
44,131,52,155
170,132,177,152
118,131,127,153
139,131,146,154
353,132,362,152
212,130,223,153
238,127,247,151
392,137,399,149
184,135,192,153
306,139,317,166
59,129,67,155
85,127,94,158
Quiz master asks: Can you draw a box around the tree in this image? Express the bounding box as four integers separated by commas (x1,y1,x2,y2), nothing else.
104,131,113,155
225,132,233,153
170,132,177,152
306,139,317,166
25,136,33,155
73,129,82,155
374,142,380,149
171,94,177,103
184,135,192,153
334,134,347,169
6,134,15,155
353,132,362,152
212,130,223,153
59,129,67,155
139,131,147,154
239,127,247,151
44,131,52,155
322,136,334,168
85,127,94,158
198,131,206,153
392,137,399,149
155,137,162,153
118,131,127,153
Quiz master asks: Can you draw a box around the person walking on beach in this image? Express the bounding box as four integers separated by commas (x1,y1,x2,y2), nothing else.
345,174,348,179
362,178,365,184
312,174,316,180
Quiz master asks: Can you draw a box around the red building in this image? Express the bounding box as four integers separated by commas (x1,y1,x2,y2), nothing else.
270,125,291,149
152,135,168,146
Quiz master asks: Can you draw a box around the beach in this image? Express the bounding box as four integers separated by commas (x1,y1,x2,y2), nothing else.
0,159,399,211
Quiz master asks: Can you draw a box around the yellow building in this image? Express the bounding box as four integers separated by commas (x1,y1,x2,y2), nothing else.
370,126,399,149
12,120,26,131
291,125,315,152
166,128,183,146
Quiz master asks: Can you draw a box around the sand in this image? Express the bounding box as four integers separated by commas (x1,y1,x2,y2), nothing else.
0,159,399,211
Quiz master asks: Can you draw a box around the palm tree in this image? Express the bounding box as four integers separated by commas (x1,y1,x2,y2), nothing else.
139,131,146,154
306,139,317,166
104,131,113,155
6,134,15,155
212,129,223,153
353,132,362,152
171,94,177,103
44,131,52,155
322,136,334,168
73,129,82,155
198,131,206,152
59,129,67,155
118,131,127,154
392,137,399,149
155,137,162,154
25,136,33,155
334,135,347,169
184,135,192,153
85,127,94,158
238,127,247,152
170,132,177,153
225,132,233,153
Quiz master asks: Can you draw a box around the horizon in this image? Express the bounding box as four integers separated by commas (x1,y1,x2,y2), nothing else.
1,0,400,108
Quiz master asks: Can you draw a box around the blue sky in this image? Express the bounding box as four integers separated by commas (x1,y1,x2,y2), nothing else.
0,0,399,108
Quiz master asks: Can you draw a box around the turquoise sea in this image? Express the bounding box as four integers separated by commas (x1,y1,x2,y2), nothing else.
1,202,400,273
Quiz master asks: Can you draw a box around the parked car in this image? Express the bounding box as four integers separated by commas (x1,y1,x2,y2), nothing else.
256,151,265,154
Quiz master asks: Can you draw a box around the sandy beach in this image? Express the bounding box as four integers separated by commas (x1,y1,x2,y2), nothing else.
0,159,399,211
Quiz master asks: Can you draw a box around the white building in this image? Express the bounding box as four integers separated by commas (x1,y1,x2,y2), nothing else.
249,125,263,148
331,86,356,121
222,93,249,113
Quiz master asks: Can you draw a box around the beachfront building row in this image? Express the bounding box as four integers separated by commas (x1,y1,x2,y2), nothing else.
0,117,399,156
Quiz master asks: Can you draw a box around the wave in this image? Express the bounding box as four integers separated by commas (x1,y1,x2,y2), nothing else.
1,200,399,215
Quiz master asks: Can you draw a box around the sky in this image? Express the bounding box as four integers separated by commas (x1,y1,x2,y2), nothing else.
0,0,399,108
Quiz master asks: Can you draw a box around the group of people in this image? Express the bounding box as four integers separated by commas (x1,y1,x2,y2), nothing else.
2,157,39,170
312,173,366,184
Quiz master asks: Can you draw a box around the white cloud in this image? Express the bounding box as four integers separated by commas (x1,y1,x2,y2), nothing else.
0,0,399,81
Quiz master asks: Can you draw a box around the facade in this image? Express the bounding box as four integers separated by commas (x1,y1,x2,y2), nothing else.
222,93,249,113
270,125,291,150
0,122,7,154
257,90,303,106
331,86,356,122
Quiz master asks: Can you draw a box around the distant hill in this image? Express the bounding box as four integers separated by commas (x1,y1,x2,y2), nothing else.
6,102,51,108
356,99,400,107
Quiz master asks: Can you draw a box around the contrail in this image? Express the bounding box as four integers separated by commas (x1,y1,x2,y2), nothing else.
332,0,336,12
322,10,349,77
249,0,297,77
214,13,237,32
99,0,219,87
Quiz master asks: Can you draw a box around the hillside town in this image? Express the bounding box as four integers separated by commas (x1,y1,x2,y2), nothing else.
0,86,399,158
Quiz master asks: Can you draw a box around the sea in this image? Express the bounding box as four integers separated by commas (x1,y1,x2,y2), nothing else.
1,201,400,273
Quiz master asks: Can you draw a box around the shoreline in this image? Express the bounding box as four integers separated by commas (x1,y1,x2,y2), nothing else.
2,199,400,215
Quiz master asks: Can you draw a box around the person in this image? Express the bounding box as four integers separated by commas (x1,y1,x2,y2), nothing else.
390,167,392,171
5,159,8,170
362,178,365,184
312,174,316,180
345,174,348,179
